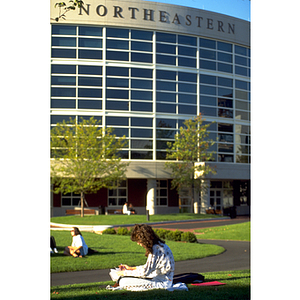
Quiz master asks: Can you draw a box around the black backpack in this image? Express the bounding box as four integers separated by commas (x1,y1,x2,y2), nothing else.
173,273,205,284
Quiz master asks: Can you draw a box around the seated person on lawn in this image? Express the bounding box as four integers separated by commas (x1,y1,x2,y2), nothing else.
63,227,88,258
110,224,175,291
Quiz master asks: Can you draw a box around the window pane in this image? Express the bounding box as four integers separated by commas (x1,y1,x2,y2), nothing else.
52,64,76,74
78,88,102,98
156,32,176,43
51,87,76,97
178,72,197,82
131,52,152,63
131,102,152,112
78,100,102,109
51,76,76,85
106,67,129,76
178,105,196,115
106,28,129,38
131,79,152,89
52,37,76,47
156,119,176,128
131,117,152,127
131,128,152,138
132,68,152,78
200,96,216,106
131,29,153,40
217,41,232,52
52,25,76,35
79,26,102,36
218,77,233,87
131,151,153,159
200,38,216,49
156,92,176,102
106,78,129,88
156,54,176,65
78,65,102,75
106,100,128,110
78,49,102,59
78,77,102,86
79,38,102,48
106,51,129,61
131,90,152,100
178,35,197,46
156,81,176,91
200,60,216,70
156,103,176,113
52,49,76,58
200,74,216,85
131,41,152,51
51,99,76,108
107,39,129,49
156,70,176,80
106,89,128,99
106,116,128,126
200,106,217,116
200,49,216,59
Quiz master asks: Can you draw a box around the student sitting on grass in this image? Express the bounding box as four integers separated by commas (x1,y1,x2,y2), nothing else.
109,224,176,291
63,227,88,258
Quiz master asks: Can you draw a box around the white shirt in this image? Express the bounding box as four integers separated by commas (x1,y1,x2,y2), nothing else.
122,242,175,290
71,234,88,256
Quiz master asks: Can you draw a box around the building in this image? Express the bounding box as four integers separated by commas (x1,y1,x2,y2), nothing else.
50,0,250,217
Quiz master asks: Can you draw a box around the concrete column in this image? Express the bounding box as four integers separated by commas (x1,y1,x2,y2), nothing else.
193,187,199,214
200,179,210,214
146,179,157,215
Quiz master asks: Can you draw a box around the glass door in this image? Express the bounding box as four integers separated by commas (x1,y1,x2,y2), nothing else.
210,189,222,214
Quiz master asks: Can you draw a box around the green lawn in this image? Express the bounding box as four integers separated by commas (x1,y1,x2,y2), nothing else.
51,230,225,273
51,269,250,300
194,221,251,241
51,213,223,226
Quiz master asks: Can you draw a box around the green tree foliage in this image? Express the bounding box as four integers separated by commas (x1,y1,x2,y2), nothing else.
50,117,129,217
165,114,216,211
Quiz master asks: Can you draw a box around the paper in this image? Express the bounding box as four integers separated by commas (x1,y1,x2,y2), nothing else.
109,268,121,281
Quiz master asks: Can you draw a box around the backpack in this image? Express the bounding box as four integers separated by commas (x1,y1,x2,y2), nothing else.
173,273,205,284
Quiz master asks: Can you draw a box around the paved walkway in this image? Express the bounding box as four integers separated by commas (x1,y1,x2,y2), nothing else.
51,217,250,286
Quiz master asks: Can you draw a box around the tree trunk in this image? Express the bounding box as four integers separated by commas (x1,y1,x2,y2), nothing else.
81,192,85,217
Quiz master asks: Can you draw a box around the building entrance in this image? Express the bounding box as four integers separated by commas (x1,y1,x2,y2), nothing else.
210,188,222,213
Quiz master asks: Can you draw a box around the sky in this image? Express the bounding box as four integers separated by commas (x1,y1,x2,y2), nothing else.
143,0,250,21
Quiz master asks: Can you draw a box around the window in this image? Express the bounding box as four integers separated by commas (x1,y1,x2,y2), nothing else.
156,180,168,206
108,180,127,206
61,192,81,206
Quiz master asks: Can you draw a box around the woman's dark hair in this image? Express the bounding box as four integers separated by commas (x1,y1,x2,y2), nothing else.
72,227,82,236
131,224,165,256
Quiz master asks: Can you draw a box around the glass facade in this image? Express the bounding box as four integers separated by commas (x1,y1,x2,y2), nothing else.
51,25,250,164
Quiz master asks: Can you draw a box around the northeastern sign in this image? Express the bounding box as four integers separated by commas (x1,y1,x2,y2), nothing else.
50,0,250,46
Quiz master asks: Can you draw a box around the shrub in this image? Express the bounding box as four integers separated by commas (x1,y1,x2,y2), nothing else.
181,231,197,243
154,229,170,240
166,230,183,241
102,228,116,235
117,227,129,236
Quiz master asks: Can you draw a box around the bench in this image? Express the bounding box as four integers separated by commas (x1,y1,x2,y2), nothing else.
105,209,122,215
66,209,97,215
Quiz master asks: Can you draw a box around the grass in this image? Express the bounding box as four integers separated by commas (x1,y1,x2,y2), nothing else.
195,222,251,241
51,213,222,226
51,230,225,273
50,269,250,300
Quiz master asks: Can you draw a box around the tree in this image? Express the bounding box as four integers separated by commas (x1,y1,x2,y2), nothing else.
53,0,84,22
50,117,129,217
165,114,216,213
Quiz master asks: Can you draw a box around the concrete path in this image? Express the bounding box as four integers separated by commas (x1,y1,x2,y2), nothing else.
51,217,250,286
